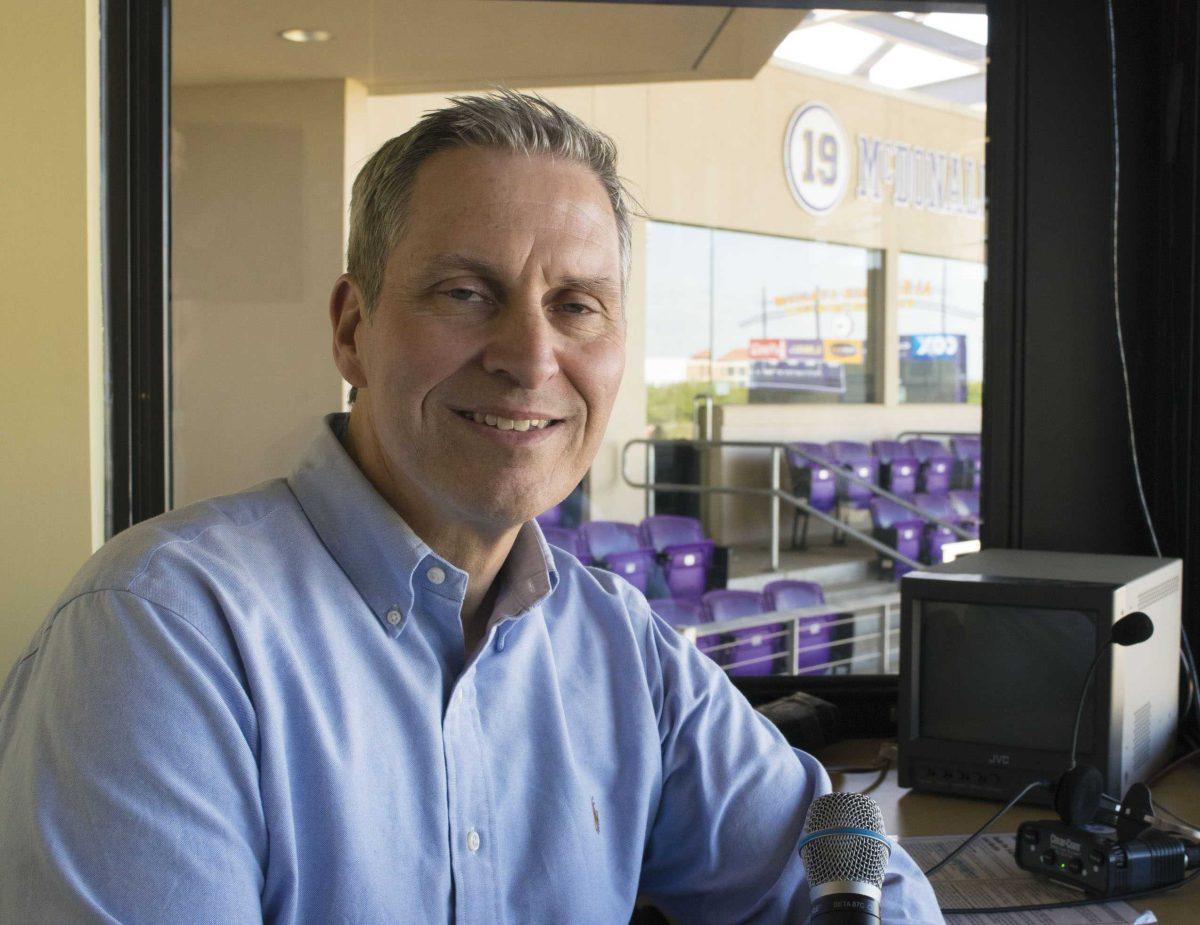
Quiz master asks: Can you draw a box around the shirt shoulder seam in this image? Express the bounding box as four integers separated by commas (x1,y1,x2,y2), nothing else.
111,495,292,600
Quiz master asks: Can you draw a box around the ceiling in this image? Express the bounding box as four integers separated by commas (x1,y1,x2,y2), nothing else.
172,1,805,93
773,9,987,107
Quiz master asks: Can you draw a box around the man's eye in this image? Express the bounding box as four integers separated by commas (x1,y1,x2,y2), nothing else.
558,302,596,316
444,287,486,302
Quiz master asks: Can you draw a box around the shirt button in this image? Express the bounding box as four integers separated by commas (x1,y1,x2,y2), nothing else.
466,828,481,853
386,609,402,626
426,566,446,585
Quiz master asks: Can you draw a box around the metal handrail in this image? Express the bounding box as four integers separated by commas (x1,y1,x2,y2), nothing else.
896,430,979,442
622,437,971,571
623,467,920,572
786,446,975,540
674,592,901,676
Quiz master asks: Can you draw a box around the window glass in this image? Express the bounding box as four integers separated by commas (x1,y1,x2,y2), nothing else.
646,222,881,438
897,253,985,404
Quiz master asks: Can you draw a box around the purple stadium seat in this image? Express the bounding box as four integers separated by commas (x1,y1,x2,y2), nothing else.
786,443,837,549
534,503,565,527
763,580,835,674
639,515,714,566
948,489,981,537
580,521,657,593
950,435,982,489
540,525,593,566
640,515,715,600
907,439,955,495
914,493,957,565
868,497,924,577
827,441,880,510
871,440,919,497
701,589,782,676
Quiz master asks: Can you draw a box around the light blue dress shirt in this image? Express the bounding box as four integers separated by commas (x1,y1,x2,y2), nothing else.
0,413,942,923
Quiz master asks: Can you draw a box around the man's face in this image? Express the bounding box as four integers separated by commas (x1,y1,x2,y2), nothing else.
346,147,625,533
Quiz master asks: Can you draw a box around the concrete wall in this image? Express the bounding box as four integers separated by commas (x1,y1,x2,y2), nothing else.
171,80,366,506
0,0,103,672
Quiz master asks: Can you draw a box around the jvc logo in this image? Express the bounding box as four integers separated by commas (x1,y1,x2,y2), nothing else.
988,753,1011,766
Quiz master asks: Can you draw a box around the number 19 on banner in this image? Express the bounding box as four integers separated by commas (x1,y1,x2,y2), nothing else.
785,102,850,216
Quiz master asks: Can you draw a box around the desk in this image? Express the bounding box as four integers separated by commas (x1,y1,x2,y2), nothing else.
816,740,1200,921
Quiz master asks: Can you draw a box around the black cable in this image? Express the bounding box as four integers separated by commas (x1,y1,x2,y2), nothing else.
1104,0,1200,758
858,764,889,797
922,779,1048,878
942,866,1200,916
1068,645,1109,769
1146,746,1200,786
1154,800,1200,833
1180,652,1196,727
826,758,891,796
1181,633,1200,738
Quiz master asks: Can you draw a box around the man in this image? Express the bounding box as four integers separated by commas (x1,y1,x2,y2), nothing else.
0,91,942,923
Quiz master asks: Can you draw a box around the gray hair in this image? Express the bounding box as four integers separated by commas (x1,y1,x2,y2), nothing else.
347,89,633,318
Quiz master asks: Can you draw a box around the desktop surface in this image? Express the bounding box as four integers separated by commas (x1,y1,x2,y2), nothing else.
815,739,1200,920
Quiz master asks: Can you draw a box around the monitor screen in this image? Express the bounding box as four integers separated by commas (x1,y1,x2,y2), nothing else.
918,601,1097,753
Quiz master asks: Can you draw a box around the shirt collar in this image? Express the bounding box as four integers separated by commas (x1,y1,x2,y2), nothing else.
495,517,560,624
287,413,558,637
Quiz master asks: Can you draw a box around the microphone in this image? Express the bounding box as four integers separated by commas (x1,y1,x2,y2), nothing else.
1055,611,1154,825
799,792,890,924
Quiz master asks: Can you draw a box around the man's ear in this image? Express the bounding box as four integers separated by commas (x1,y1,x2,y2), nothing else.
330,274,369,390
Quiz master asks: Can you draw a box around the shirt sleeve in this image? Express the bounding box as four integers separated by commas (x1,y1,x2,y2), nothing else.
0,589,266,924
635,601,944,924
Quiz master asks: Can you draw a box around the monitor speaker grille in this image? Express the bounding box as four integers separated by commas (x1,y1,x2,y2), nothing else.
1133,702,1152,771
1137,575,1179,610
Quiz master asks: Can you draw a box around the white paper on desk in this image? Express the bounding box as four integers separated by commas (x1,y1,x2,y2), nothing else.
900,833,1156,924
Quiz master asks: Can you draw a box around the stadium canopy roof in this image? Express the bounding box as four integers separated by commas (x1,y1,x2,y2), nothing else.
773,10,987,110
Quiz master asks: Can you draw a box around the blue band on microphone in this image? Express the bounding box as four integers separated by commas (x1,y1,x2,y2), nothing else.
798,827,892,856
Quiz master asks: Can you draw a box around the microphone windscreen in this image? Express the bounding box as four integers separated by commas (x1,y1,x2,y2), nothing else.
1111,611,1153,647
800,792,889,890
1053,764,1104,826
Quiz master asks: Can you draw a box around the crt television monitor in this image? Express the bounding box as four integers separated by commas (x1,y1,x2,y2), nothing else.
898,549,1181,803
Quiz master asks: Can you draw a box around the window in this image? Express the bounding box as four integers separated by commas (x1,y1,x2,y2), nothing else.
897,253,984,404
646,222,882,438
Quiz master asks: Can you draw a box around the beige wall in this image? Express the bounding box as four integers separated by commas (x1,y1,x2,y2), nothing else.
171,80,366,506
641,64,984,260
368,65,984,529
0,0,103,671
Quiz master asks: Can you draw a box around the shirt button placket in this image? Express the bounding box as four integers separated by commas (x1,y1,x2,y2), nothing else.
446,677,490,923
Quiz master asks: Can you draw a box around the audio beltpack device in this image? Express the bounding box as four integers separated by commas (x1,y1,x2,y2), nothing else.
1015,817,1200,898
1015,773,1200,896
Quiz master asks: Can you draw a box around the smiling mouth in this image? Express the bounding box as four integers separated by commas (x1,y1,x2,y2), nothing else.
454,410,563,432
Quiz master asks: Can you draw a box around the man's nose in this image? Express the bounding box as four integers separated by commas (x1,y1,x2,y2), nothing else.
480,300,561,390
